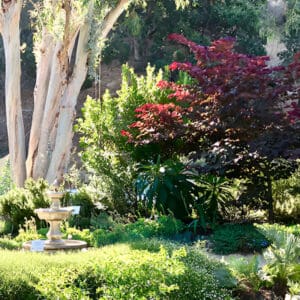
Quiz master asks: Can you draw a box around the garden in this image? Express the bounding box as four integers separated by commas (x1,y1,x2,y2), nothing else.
0,0,300,299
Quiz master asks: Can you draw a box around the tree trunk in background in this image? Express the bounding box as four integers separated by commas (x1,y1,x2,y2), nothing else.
0,0,26,186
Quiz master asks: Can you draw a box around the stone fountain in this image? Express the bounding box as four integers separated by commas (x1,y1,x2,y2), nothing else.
23,190,87,251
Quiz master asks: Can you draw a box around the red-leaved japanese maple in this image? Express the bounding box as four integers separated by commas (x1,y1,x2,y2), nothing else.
122,34,300,158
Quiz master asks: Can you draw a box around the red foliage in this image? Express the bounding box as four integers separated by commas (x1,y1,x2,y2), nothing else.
124,103,184,144
122,34,300,155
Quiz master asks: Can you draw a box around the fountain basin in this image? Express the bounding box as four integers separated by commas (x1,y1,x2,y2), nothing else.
23,239,87,251
34,208,73,221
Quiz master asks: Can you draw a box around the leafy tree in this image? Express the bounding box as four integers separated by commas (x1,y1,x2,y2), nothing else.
103,0,267,69
278,0,300,63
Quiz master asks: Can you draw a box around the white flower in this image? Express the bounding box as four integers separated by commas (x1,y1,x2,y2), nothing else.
159,167,165,173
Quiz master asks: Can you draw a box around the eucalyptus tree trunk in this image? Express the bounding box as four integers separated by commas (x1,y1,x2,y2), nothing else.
0,0,26,186
27,0,130,184
0,0,131,186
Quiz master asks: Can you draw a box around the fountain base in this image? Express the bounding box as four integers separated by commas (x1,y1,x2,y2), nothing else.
23,239,87,251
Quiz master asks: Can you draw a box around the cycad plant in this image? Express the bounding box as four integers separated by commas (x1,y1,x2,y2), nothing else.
228,255,264,293
136,158,198,220
262,230,300,298
195,175,234,228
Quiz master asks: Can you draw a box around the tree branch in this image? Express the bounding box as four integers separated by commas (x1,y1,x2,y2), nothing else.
101,0,131,40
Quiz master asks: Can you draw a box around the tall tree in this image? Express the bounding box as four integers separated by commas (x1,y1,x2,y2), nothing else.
0,0,130,185
0,0,26,186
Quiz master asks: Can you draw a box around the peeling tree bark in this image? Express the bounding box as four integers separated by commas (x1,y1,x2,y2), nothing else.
27,0,78,181
0,0,26,186
46,23,90,183
45,0,131,183
26,31,54,178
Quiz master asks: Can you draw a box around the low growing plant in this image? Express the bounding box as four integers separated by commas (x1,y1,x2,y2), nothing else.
228,255,265,293
211,223,270,254
259,229,300,298
0,243,234,299
0,238,20,250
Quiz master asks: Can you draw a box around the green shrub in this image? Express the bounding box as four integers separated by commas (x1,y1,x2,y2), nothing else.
91,224,126,247
91,216,185,247
174,248,236,299
0,188,34,234
90,212,115,230
125,218,159,239
0,238,20,250
14,217,44,243
62,189,96,229
195,175,235,228
126,216,185,239
136,159,198,220
75,65,170,214
0,243,234,299
0,179,49,234
228,255,265,292
256,223,300,237
211,224,270,254
63,227,92,246
156,215,185,236
37,227,48,237
0,160,12,196
24,179,49,210
273,164,300,222
261,231,300,298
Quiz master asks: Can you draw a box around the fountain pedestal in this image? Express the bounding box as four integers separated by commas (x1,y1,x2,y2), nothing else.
23,191,87,251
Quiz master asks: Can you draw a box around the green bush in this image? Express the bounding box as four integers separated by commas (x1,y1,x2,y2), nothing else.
126,216,185,239
156,215,185,236
91,224,126,247
228,255,265,292
14,218,43,243
24,179,49,210
62,189,96,229
0,238,20,250
75,65,170,214
62,227,93,246
0,243,234,299
0,179,49,234
211,224,270,254
136,159,198,220
256,223,300,237
125,218,159,238
90,212,115,230
272,164,300,222
261,230,300,298
0,188,34,234
0,160,12,196
91,216,185,247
